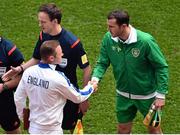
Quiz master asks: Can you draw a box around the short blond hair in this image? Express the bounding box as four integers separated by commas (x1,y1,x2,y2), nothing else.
40,40,60,61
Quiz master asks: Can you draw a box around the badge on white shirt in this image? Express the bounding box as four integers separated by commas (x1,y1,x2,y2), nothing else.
59,58,68,68
0,67,7,76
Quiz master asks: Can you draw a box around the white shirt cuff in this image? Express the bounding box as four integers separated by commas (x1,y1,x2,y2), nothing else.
155,92,165,99
91,77,99,83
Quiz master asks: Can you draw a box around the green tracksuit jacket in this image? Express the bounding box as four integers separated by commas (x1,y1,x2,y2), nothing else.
92,29,168,96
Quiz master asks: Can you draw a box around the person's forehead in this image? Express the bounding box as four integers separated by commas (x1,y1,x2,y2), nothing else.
56,45,62,52
107,18,117,25
38,12,50,20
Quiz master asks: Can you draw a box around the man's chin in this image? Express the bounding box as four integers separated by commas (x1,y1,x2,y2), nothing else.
110,33,116,37
42,29,47,34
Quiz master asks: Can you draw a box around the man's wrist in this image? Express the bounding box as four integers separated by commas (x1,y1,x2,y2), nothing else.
91,77,99,83
19,65,24,74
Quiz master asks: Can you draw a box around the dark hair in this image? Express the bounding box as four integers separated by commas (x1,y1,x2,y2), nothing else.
40,40,60,60
38,3,62,24
107,10,129,26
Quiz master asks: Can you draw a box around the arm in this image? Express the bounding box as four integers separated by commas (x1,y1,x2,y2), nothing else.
57,74,96,103
146,37,168,108
2,58,39,81
20,58,39,71
0,75,22,93
147,39,168,95
14,74,27,120
73,40,92,114
60,83,95,103
79,65,91,114
92,37,110,81
82,65,91,87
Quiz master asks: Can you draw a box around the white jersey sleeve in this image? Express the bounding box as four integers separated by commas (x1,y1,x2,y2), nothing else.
56,72,94,103
14,72,28,120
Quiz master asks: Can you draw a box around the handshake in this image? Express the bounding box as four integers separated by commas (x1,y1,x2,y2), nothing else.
88,78,99,92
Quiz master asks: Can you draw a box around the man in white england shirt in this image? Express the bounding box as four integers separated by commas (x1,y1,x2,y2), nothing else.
14,40,97,134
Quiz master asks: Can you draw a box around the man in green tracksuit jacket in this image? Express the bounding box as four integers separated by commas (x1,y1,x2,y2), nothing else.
92,10,168,134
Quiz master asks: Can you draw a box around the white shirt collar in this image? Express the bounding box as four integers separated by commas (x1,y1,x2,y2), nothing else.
49,64,56,70
111,25,137,44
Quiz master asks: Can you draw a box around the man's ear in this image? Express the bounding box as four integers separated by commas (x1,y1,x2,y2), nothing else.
47,55,55,62
52,19,58,24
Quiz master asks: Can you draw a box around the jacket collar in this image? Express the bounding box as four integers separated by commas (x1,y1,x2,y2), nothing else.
111,25,137,44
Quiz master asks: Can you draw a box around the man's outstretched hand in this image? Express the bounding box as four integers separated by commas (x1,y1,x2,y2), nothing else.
88,80,98,92
2,66,22,81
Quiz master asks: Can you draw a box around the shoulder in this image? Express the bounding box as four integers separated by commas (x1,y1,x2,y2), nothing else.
0,37,14,47
102,32,113,43
136,29,155,42
101,32,116,46
103,32,111,39
136,29,159,51
0,37,19,55
62,28,81,48
54,71,71,86
24,65,38,73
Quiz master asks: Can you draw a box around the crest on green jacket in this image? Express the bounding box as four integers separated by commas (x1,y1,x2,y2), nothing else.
132,48,140,57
